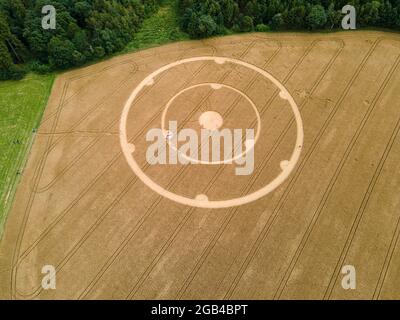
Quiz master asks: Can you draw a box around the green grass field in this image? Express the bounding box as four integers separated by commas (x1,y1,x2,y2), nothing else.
0,0,188,236
0,73,55,235
124,0,189,52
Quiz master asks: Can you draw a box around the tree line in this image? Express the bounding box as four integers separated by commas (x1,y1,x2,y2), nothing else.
1,0,400,81
0,0,158,80
178,0,400,38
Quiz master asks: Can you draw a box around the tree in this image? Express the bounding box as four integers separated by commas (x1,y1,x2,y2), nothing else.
327,3,342,29
0,0,160,79
0,12,26,79
240,15,254,32
48,37,77,69
178,0,400,36
360,1,382,26
270,13,284,30
286,4,307,29
187,14,218,38
307,5,328,30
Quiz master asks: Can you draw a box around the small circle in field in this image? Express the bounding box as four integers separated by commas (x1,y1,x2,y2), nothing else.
215,58,226,65
279,91,289,100
195,194,209,201
199,111,224,131
128,144,136,153
145,78,155,86
280,160,290,170
210,83,223,90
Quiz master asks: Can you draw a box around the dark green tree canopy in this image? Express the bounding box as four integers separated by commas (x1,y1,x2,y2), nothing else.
0,0,159,80
178,0,400,38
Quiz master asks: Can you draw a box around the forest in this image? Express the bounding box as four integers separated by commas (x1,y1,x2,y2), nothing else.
178,0,400,37
0,0,158,80
1,0,400,80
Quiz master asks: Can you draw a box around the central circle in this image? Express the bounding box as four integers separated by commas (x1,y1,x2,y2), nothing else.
199,111,223,131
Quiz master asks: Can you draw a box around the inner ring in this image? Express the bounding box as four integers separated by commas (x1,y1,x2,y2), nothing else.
161,83,261,165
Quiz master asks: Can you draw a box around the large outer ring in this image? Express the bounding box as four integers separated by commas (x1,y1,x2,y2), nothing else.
161,82,261,165
120,56,304,209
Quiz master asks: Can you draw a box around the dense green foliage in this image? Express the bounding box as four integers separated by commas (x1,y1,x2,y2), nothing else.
124,0,188,52
0,0,159,80
178,0,400,38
